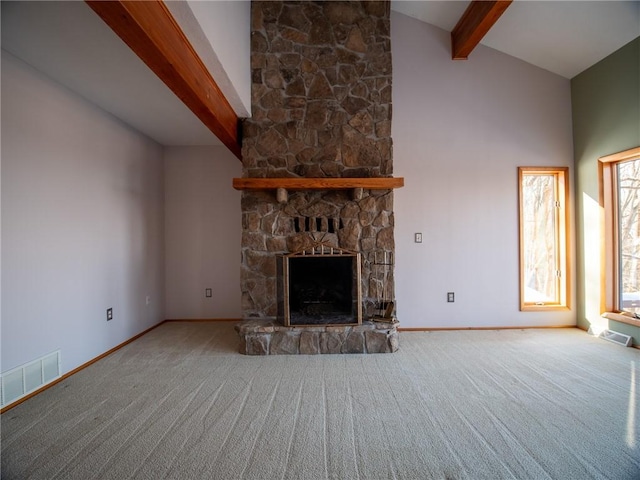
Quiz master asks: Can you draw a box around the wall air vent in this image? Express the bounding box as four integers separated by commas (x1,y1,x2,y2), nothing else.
1,350,61,407
598,329,633,347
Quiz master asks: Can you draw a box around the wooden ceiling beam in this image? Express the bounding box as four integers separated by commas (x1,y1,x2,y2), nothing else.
451,0,512,60
86,0,242,159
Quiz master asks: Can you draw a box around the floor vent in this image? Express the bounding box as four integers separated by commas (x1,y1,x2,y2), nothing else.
1,350,61,407
598,329,633,347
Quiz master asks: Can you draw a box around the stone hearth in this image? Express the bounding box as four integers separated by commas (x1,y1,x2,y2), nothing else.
236,320,398,355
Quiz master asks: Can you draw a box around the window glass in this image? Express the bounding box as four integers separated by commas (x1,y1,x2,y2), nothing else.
522,174,558,303
616,158,640,315
518,167,569,310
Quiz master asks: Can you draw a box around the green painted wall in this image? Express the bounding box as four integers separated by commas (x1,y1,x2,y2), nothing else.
572,37,640,344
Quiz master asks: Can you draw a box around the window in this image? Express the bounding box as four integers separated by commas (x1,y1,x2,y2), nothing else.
518,167,570,310
600,147,640,325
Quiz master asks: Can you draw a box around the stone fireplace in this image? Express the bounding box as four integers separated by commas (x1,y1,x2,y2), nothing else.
235,1,399,354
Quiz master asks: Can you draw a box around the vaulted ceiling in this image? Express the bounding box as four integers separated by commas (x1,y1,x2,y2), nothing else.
2,1,222,146
2,1,638,148
393,1,639,79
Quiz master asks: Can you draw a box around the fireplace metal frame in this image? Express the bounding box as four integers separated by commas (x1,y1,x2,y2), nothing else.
277,244,362,327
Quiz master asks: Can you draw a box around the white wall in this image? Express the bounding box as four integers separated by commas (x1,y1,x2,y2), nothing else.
391,13,575,328
1,51,165,375
164,146,242,319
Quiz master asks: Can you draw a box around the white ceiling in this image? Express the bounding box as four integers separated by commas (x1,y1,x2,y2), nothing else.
2,1,639,147
391,1,640,79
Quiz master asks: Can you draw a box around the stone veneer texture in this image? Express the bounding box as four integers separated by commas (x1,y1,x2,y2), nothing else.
241,0,395,320
236,320,399,355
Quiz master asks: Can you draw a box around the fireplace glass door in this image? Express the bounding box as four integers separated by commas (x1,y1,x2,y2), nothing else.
277,248,362,326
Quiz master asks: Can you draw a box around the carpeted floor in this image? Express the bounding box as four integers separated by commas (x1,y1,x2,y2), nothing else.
1,322,639,479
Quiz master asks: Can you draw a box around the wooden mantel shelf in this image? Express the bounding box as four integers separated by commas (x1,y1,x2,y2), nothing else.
233,177,404,191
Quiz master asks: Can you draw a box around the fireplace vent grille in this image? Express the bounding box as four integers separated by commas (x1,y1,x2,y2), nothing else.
294,217,341,234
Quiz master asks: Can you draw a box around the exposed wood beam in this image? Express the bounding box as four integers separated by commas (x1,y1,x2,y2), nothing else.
451,0,512,60
86,0,242,159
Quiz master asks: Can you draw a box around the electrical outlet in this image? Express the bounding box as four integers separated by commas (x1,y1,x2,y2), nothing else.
145,296,151,306
106,308,113,321
415,232,422,243
205,288,212,298
447,292,455,303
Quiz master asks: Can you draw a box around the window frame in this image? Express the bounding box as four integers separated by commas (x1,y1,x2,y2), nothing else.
599,147,640,327
518,167,570,311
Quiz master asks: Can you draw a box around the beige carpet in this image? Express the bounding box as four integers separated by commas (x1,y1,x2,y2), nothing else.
2,322,639,479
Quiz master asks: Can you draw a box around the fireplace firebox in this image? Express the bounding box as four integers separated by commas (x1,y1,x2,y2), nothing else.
277,245,362,327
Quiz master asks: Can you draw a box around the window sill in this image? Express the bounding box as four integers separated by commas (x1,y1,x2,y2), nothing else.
601,312,640,328
520,305,570,312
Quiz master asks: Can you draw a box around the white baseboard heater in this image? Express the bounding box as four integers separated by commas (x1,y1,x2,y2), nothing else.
1,350,61,407
598,329,633,347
